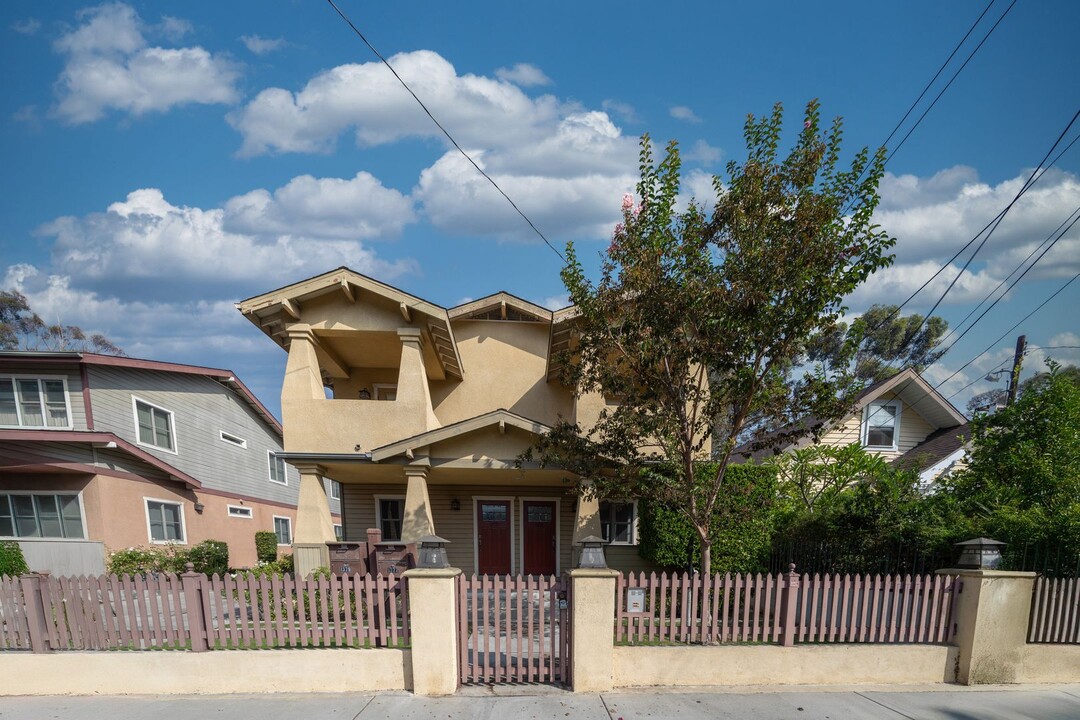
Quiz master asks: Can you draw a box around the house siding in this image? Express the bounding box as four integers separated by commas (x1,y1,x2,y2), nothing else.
817,391,937,460
0,364,88,431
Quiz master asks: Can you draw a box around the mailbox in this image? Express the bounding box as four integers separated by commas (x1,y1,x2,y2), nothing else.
327,542,365,576
626,587,646,613
372,541,416,576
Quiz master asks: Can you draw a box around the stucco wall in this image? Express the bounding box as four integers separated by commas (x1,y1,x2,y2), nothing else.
1018,644,1080,683
0,649,410,695
612,644,958,688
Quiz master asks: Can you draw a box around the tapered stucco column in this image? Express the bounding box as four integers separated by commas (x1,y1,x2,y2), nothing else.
402,466,436,543
396,328,440,431
939,568,1036,684
572,485,602,566
283,327,325,403
292,463,336,576
569,568,619,692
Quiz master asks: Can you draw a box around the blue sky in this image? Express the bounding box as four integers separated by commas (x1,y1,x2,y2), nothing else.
2,0,1078,417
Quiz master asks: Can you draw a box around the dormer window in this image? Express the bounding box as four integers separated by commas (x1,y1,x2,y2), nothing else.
862,400,901,450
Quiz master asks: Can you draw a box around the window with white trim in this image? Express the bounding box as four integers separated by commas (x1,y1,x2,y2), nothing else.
268,452,288,485
0,377,71,429
227,505,253,519
333,524,343,541
376,497,405,541
220,431,247,448
330,481,341,500
861,400,902,450
273,516,292,545
599,501,636,545
0,493,84,538
134,398,175,452
145,499,185,543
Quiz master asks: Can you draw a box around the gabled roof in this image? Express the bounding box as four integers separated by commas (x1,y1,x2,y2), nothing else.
236,266,464,380
0,351,281,437
892,422,972,473
369,409,551,462
0,429,201,489
448,292,552,323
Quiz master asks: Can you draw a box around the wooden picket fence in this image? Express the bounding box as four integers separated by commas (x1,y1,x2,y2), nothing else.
1029,576,1080,643
615,571,955,646
0,571,408,652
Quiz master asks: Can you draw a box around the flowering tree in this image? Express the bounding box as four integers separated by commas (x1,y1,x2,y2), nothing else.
526,101,894,573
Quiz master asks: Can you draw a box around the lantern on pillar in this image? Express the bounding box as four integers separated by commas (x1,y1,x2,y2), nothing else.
577,535,608,569
417,535,450,569
954,537,1006,570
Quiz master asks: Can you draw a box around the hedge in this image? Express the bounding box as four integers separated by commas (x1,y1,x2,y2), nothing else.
255,531,278,563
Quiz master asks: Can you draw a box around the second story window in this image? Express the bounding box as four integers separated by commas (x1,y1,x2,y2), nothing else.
0,377,71,429
268,452,288,485
862,400,902,450
133,398,175,452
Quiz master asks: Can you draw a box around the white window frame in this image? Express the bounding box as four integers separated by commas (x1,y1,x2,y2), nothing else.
0,491,87,540
374,495,406,542
373,383,397,401
267,451,288,485
471,496,516,576
518,496,561,574
861,399,903,451
333,523,343,541
599,499,639,546
330,480,341,500
131,396,178,455
143,497,186,545
227,504,253,519
0,375,74,430
219,431,247,449
273,515,292,546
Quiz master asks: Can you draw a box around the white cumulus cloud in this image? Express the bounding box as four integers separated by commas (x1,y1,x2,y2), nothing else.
494,63,552,87
52,2,240,124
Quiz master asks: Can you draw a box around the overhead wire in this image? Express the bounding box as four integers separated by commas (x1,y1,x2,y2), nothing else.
323,0,566,262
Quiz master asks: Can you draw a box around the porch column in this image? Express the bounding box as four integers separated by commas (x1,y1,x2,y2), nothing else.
402,466,436,543
283,326,325,403
396,327,440,431
292,463,336,576
572,485,603,566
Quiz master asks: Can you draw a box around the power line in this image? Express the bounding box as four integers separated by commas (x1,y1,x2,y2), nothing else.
323,0,566,262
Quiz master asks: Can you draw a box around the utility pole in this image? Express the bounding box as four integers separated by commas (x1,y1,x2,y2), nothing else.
1006,334,1027,406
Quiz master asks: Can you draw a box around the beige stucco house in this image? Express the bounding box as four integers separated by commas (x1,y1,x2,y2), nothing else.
238,268,645,576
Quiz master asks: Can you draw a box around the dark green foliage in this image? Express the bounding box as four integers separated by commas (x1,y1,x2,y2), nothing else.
255,531,278,563
639,464,777,573
0,540,30,576
187,540,229,577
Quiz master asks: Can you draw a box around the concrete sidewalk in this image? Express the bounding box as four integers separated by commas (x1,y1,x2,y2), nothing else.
4,684,1080,720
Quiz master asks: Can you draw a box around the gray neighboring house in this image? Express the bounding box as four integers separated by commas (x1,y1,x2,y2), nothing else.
0,351,341,573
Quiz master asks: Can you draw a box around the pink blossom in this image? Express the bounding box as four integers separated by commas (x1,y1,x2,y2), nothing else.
633,204,641,216
622,193,634,211
804,120,811,129
614,222,624,235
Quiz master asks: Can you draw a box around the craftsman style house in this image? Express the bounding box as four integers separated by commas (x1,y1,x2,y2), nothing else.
238,268,646,576
0,352,341,571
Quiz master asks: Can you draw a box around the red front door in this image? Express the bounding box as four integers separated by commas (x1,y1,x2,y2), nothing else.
522,500,557,576
477,500,512,575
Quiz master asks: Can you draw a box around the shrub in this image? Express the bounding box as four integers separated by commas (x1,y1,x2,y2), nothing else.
247,554,294,577
107,545,189,575
255,531,278,563
187,540,230,576
0,540,29,577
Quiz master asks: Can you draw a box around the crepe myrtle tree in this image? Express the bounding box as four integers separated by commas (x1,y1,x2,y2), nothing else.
523,100,895,573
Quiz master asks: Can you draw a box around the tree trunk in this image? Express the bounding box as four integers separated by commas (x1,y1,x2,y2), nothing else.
700,538,712,576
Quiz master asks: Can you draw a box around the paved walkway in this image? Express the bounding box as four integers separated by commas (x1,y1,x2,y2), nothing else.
4,684,1080,719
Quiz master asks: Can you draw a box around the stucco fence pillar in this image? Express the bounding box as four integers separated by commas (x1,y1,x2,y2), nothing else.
569,568,619,692
939,568,1037,685
403,567,462,696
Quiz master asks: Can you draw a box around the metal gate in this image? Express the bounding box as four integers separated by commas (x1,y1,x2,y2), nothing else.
457,574,571,686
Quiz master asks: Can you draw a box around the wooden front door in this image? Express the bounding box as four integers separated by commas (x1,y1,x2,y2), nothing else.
476,500,512,574
522,500,557,576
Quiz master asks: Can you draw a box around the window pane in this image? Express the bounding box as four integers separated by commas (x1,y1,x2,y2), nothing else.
43,380,68,427
60,495,84,538
162,503,182,541
0,380,18,425
137,403,155,445
867,427,895,447
153,408,173,450
274,517,291,545
13,495,39,537
35,495,63,538
380,499,403,540
0,495,13,536
17,380,44,426
147,501,165,541
526,505,552,522
481,504,507,522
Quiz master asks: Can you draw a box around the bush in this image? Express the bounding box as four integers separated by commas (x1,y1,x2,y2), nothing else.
0,540,29,577
247,554,294,577
107,545,189,575
187,540,229,576
638,463,777,574
255,531,278,563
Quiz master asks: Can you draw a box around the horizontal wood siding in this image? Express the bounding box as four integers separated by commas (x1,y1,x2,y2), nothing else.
818,391,937,460
0,364,87,431
86,365,338,513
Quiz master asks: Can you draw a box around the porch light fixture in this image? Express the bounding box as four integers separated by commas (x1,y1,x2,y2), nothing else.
577,535,608,569
417,535,451,569
193,502,205,514
955,537,1006,570
450,498,461,511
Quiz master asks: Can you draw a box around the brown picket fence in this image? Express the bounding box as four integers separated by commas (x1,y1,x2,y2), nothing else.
615,570,956,646
0,575,31,650
1029,576,1080,643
